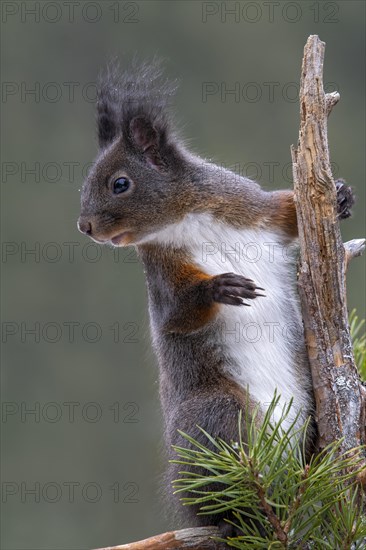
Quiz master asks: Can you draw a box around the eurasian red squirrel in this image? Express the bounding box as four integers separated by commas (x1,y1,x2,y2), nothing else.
78,60,354,535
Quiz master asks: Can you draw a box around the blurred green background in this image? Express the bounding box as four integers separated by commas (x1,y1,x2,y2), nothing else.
1,1,365,548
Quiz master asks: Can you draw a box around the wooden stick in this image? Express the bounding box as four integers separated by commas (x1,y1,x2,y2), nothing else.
291,35,366,462
94,527,226,550
344,238,366,266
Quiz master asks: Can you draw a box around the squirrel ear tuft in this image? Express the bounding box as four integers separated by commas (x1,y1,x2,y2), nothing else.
129,116,165,170
97,61,123,148
97,90,118,148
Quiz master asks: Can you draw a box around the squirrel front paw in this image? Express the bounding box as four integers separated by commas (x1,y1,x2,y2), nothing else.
206,272,265,306
336,178,355,219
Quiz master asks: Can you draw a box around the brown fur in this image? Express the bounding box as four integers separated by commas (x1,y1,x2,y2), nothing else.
270,190,298,238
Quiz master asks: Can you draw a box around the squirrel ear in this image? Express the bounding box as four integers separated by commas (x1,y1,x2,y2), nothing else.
129,116,164,169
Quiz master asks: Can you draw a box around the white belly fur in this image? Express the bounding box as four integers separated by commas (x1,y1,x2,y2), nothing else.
144,213,310,430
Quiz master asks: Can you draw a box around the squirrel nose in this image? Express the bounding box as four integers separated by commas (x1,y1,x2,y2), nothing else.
77,218,92,236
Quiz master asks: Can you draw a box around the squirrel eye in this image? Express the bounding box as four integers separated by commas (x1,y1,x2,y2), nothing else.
112,177,130,194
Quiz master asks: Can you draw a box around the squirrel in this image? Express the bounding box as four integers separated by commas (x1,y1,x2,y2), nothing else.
78,60,355,536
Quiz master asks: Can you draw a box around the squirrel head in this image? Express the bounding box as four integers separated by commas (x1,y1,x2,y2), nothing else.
78,59,196,246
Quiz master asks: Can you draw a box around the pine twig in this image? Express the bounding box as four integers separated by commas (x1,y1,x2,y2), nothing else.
255,480,287,544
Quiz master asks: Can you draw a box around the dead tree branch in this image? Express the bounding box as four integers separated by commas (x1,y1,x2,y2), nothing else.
291,35,366,466
94,527,225,550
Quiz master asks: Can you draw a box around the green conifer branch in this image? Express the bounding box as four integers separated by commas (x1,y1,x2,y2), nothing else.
171,392,366,548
